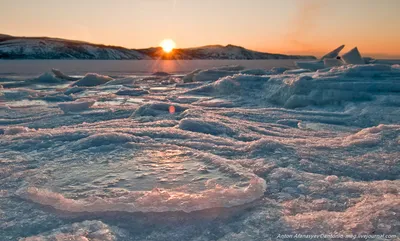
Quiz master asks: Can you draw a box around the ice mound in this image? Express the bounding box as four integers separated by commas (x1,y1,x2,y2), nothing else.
18,177,266,213
179,118,235,136
208,76,243,95
182,69,203,83
264,64,400,108
58,100,95,113
187,66,399,109
51,68,80,81
133,102,188,117
20,220,117,241
30,72,62,83
72,132,136,150
72,73,113,87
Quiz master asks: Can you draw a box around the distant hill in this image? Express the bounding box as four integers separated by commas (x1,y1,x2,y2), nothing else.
138,45,316,60
0,35,149,60
0,34,316,60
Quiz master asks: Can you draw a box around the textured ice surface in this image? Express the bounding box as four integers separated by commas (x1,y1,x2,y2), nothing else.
1,63,400,240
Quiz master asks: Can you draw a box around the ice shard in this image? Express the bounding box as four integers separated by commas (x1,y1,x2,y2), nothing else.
321,45,345,60
296,45,346,70
342,47,365,65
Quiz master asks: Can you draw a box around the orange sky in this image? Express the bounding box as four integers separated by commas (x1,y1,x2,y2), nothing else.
0,0,399,58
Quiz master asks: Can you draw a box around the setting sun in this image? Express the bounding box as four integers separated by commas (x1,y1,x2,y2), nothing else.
160,39,176,53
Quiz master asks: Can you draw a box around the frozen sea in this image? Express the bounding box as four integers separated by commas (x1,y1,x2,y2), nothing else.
0,60,400,241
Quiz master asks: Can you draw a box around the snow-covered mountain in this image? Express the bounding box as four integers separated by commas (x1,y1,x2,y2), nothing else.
0,35,150,60
0,34,316,60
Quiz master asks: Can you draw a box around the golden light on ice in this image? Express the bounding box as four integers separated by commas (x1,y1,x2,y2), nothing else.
160,39,176,53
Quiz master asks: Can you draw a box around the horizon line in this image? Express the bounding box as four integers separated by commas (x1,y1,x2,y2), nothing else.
1,33,399,59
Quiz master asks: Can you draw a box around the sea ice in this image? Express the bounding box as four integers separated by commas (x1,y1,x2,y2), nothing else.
1,61,400,240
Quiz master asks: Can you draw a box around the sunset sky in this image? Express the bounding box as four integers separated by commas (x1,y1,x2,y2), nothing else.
1,0,399,58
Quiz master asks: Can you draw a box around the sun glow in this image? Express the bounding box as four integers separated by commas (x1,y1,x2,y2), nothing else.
160,39,176,53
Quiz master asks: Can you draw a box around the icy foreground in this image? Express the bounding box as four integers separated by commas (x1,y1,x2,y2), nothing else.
0,64,400,240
